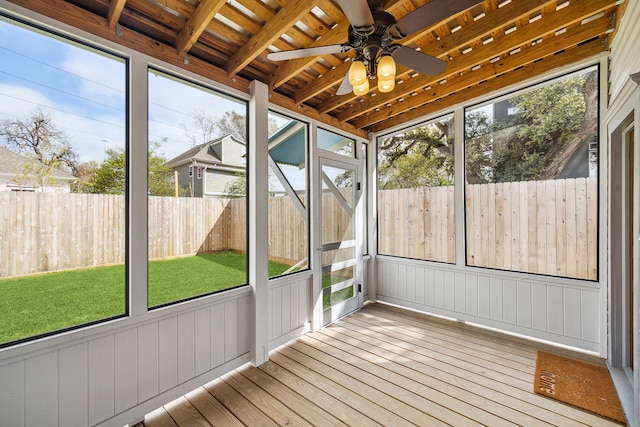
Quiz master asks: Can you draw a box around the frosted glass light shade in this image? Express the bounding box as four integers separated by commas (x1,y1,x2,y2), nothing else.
353,80,369,96
378,77,395,93
377,54,396,80
348,60,367,86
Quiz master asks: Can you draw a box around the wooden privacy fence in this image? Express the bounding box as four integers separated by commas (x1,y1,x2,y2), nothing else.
378,186,456,264
378,177,597,280
1,177,597,279
0,192,309,277
465,177,597,280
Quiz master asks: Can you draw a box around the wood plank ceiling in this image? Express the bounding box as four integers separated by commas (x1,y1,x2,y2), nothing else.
7,0,624,137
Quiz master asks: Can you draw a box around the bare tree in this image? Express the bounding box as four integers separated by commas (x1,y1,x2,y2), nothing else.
0,108,79,177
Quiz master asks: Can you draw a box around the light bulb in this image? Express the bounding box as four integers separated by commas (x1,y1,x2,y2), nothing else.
378,77,395,93
377,55,396,80
353,80,369,96
348,60,367,86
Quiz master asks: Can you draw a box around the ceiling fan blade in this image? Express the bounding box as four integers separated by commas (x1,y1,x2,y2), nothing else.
392,46,447,76
267,44,348,61
336,73,352,96
334,0,375,30
396,0,482,36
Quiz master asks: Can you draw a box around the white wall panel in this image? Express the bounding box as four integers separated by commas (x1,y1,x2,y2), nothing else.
194,307,211,376
114,329,137,415
503,279,517,325
59,343,88,427
158,317,178,392
137,322,159,401
531,283,547,331
26,352,58,426
0,361,25,427
177,311,196,383
376,257,601,352
517,282,532,328
268,276,312,348
477,275,490,319
0,290,252,427
88,336,114,425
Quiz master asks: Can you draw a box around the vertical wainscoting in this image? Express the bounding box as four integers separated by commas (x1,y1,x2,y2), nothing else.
268,274,312,350
376,256,601,352
0,289,252,427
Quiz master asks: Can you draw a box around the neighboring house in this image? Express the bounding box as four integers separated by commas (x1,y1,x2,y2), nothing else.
167,135,246,197
0,146,76,192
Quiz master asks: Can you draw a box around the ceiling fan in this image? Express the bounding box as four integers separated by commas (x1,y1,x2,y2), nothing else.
267,0,482,96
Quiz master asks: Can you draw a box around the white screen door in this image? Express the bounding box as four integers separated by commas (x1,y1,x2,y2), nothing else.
319,156,362,325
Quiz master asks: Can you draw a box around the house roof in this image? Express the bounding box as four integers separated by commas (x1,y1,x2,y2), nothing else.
0,146,76,181
166,134,245,168
13,0,626,137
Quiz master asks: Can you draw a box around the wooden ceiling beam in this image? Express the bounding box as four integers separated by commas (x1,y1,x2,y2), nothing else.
369,39,604,133
324,0,615,120
225,0,323,77
353,16,609,129
312,0,557,114
4,0,366,139
107,0,127,29
175,0,227,56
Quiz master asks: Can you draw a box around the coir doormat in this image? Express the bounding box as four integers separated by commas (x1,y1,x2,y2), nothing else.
534,350,626,424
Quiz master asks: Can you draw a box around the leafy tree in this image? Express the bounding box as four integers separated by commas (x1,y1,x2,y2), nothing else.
72,160,99,193
224,171,246,197
0,108,79,183
465,70,598,183
377,117,455,189
87,144,173,195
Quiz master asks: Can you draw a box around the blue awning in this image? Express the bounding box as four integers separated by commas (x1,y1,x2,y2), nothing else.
268,122,353,167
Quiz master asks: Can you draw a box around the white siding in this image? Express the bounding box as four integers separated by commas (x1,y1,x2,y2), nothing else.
608,0,640,102
268,274,312,349
376,256,601,352
0,290,252,427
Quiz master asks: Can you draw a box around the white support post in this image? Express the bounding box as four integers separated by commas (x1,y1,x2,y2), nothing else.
129,57,148,317
249,80,269,365
309,122,323,331
454,107,466,267
367,132,377,302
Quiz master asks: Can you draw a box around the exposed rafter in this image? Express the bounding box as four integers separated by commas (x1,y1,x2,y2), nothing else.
175,0,226,56
107,0,127,29
4,0,622,135
225,0,323,77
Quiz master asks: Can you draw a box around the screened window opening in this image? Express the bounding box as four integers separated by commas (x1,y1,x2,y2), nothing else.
267,112,309,278
377,115,456,263
464,66,599,280
0,17,127,346
147,69,248,307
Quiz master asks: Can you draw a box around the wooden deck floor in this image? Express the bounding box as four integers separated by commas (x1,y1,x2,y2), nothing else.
137,303,626,426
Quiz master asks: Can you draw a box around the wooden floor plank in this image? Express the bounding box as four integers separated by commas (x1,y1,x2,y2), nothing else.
236,364,347,427
269,351,405,426
142,408,178,427
203,378,278,426
222,369,314,426
354,308,535,375
323,321,590,427
142,303,626,427
343,309,621,426
163,397,211,427
258,359,384,427
298,333,514,427
185,388,244,427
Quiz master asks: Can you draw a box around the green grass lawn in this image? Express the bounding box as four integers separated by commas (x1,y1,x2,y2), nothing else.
0,252,292,345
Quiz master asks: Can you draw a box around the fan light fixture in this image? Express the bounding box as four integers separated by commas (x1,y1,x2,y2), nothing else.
348,54,397,96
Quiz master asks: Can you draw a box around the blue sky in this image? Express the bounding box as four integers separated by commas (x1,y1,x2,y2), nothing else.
0,16,256,164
